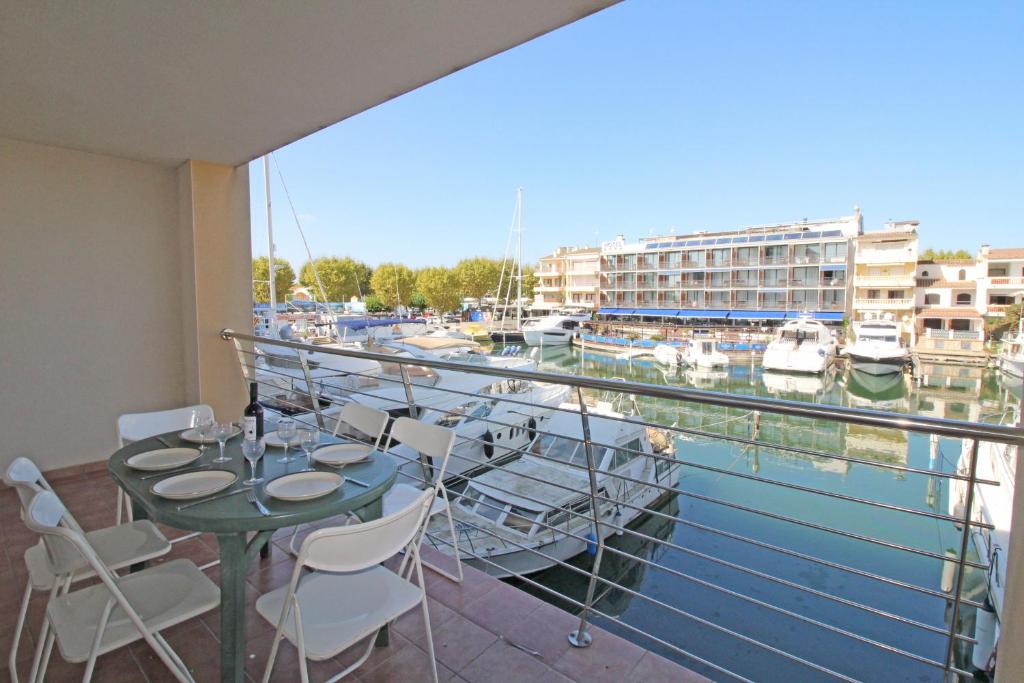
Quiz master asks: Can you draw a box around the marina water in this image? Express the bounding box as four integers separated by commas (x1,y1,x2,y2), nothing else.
495,344,1020,682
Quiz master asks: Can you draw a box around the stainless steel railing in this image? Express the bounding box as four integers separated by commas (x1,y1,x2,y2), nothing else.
221,328,1023,682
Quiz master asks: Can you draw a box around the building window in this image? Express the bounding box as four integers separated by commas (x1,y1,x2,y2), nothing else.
924,294,940,305
958,269,966,281
990,295,1014,305
955,293,972,305
867,289,880,299
923,318,943,330
921,270,929,277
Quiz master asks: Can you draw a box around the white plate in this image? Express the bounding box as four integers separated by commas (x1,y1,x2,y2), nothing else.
151,470,237,500
265,471,343,502
126,447,201,471
179,427,240,444
264,430,299,448
312,443,372,466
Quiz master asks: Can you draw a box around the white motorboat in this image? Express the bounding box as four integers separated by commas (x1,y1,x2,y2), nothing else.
948,405,1019,670
683,334,729,368
761,318,836,374
388,381,572,485
843,316,909,376
653,343,683,366
426,403,681,578
522,315,585,347
997,322,1024,379
386,334,480,356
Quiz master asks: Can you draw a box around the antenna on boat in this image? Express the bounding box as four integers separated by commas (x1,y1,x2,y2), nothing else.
263,155,278,336
516,187,523,330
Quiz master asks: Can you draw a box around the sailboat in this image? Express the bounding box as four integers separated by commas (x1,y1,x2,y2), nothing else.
490,189,527,343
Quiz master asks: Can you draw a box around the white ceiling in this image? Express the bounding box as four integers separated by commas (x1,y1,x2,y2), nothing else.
0,1,615,167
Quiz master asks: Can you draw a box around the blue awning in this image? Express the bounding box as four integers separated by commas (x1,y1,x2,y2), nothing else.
635,308,677,316
598,308,637,315
675,309,729,318
731,310,786,320
812,311,844,321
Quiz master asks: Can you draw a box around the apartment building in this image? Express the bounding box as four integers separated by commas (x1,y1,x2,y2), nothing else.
597,212,860,325
914,258,985,356
533,245,601,312
852,220,919,343
977,246,1024,316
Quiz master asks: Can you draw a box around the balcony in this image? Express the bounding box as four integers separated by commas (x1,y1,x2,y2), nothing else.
988,277,1024,288
535,284,562,293
923,328,984,341
854,297,914,308
859,275,916,287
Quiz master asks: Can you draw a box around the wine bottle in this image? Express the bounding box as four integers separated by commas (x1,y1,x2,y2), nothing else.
243,382,264,440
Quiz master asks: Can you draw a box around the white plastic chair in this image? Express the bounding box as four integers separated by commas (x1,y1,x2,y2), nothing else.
3,457,171,683
256,488,438,683
331,401,389,446
380,417,462,583
115,404,213,525
22,490,219,683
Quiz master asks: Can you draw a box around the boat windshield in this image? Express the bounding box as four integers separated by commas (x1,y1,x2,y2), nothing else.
436,401,493,428
861,334,898,342
532,433,583,466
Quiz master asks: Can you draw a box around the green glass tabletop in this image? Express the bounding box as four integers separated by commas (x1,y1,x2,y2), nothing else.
108,430,398,533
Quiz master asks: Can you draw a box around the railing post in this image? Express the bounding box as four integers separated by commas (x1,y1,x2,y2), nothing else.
398,364,419,420
568,386,605,649
943,438,980,676
296,348,324,430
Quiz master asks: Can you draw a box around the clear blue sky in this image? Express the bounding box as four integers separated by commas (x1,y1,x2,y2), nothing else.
251,0,1023,269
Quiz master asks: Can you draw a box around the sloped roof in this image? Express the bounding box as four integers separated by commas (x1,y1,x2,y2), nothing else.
989,248,1024,259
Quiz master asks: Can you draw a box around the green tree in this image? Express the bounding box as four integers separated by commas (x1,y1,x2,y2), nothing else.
416,266,464,313
363,294,388,313
409,291,428,310
920,248,974,262
299,256,372,302
453,257,502,300
252,256,295,304
986,303,1022,340
519,264,537,299
370,262,416,310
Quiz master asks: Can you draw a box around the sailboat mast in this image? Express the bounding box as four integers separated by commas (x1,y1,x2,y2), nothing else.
516,187,523,329
264,155,278,334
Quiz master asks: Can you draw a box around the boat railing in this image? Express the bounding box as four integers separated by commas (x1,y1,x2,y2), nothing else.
223,328,1023,682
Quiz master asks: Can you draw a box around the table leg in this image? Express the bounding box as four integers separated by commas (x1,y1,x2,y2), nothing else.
130,499,149,573
216,534,248,683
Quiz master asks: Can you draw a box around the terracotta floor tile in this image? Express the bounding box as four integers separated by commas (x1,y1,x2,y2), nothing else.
500,609,577,666
550,624,647,683
430,613,498,672
334,630,415,676
459,639,573,683
392,597,458,650
356,644,456,683
244,629,350,683
461,580,544,637
628,651,713,683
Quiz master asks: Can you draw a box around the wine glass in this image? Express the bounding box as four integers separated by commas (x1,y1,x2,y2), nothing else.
211,422,234,463
192,410,214,454
299,428,319,464
277,418,297,464
241,438,266,485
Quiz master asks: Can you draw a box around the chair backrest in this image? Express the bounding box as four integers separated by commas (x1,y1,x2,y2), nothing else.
386,417,456,483
3,456,84,533
333,402,389,446
24,491,163,644
117,404,213,446
299,488,433,573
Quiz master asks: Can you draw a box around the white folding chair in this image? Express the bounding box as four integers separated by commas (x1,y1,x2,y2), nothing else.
115,404,213,526
22,490,219,683
380,417,463,583
331,401,389,446
3,457,171,683
257,489,438,683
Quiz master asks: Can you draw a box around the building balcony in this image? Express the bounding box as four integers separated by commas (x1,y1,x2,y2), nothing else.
858,275,916,287
988,277,1024,288
565,283,598,292
854,297,914,309
923,328,984,341
534,285,562,293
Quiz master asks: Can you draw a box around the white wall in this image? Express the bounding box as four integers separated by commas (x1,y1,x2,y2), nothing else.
0,137,188,471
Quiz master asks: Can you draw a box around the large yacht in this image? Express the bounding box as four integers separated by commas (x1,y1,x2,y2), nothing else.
522,314,587,346
843,315,909,376
683,332,729,369
427,403,681,577
761,318,836,374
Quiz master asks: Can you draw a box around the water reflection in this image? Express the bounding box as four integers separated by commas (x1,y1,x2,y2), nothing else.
491,343,1020,681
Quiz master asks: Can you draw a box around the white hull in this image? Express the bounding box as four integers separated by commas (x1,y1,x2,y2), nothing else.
762,347,832,374
523,328,574,346
999,354,1024,379
653,344,682,366
846,353,907,376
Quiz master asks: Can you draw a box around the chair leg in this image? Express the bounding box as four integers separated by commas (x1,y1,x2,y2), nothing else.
293,598,310,683
8,580,32,683
419,506,463,584
81,600,114,683
28,583,60,683
152,632,195,683
32,629,54,683
413,550,440,683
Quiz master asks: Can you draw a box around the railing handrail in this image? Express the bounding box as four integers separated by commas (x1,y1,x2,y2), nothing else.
222,329,1022,446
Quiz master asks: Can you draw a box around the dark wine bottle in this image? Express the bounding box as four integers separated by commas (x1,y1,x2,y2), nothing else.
243,382,264,440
